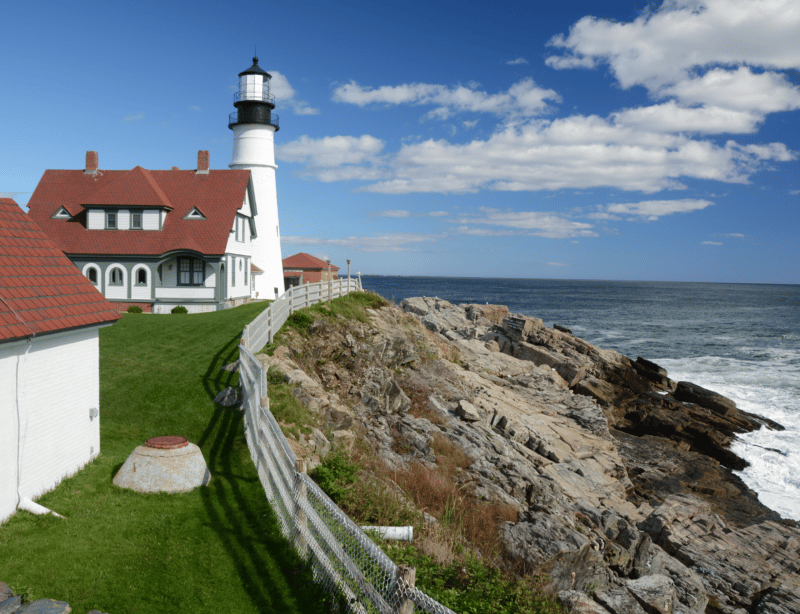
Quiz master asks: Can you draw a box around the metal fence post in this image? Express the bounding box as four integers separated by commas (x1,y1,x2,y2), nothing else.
288,284,294,315
395,565,416,614
267,306,274,344
294,459,308,557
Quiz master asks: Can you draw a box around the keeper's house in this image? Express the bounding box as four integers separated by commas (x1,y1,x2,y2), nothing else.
0,198,120,523
26,151,274,313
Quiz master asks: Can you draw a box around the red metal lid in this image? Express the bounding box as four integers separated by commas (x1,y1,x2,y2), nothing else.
145,436,189,449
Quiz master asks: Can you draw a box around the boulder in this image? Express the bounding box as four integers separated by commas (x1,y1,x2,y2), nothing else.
456,399,481,422
674,381,737,416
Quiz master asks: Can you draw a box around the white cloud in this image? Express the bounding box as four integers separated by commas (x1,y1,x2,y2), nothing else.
725,233,745,238
270,71,320,116
703,241,723,245
277,135,387,181
372,209,450,218
281,233,446,252
189,105,201,112
601,198,714,221
373,210,411,218
457,207,596,238
662,67,800,114
0,192,25,199
547,0,800,92
123,112,144,121
507,57,529,65
357,119,794,194
332,78,560,119
612,101,763,134
790,189,800,195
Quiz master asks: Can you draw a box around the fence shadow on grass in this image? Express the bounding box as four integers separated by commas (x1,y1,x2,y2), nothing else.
197,332,333,613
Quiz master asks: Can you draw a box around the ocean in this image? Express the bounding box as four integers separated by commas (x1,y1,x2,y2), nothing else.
360,276,800,521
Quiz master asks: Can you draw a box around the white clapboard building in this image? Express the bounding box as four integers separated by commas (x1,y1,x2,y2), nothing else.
0,198,121,523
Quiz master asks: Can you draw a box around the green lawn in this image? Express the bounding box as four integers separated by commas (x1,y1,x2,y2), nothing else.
0,304,332,614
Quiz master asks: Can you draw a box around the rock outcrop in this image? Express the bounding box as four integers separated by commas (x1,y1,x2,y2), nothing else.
262,295,800,614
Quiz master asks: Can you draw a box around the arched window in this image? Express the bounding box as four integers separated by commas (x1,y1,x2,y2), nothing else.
109,267,124,286
136,268,148,285
87,268,98,285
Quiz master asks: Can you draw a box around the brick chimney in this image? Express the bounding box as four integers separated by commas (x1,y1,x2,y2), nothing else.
85,151,98,175
196,150,209,175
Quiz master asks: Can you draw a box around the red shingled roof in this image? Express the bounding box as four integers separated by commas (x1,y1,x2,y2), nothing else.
0,199,121,343
26,166,251,256
282,252,340,271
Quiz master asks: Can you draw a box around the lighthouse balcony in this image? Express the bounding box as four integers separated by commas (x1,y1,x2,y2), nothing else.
234,88,275,106
229,111,279,130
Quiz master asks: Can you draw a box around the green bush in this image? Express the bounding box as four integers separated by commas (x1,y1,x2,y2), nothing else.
126,305,143,314
309,448,359,504
171,305,188,314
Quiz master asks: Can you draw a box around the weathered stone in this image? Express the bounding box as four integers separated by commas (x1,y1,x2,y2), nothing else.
310,427,331,458
214,386,239,406
222,360,239,372
456,399,481,422
559,590,614,614
16,599,71,613
0,595,21,614
674,381,737,416
626,575,676,614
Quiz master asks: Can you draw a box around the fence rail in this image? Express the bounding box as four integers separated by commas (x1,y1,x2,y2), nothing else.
237,279,456,613
242,277,361,353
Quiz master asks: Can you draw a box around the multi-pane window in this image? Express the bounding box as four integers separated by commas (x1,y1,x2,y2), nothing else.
232,257,236,286
88,268,98,285
131,210,143,229
178,258,204,286
244,259,248,286
106,211,117,229
109,267,124,285
136,269,147,285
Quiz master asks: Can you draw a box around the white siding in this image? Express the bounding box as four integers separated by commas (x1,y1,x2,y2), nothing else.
131,264,151,301
154,287,215,300
0,328,102,523
87,209,104,230
143,210,160,230
118,210,130,230
105,264,127,300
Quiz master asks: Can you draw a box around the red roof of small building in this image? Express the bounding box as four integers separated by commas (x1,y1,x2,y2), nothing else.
282,252,340,271
26,166,251,256
0,198,121,342
283,271,303,278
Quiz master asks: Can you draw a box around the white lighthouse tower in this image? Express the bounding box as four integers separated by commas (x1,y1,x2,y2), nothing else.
229,57,285,299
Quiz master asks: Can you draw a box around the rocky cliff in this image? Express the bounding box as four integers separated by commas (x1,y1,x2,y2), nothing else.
257,296,800,614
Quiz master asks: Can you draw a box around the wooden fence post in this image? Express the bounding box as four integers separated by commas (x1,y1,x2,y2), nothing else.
267,306,273,344
288,284,294,315
294,459,308,557
395,565,416,614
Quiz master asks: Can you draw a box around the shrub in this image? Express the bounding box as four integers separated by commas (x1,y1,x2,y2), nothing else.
126,305,143,314
171,305,188,314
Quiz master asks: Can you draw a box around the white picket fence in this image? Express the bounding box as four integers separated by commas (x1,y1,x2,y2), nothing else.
236,279,456,613
242,278,362,353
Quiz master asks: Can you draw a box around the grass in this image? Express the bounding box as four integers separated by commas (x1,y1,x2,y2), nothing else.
0,303,337,614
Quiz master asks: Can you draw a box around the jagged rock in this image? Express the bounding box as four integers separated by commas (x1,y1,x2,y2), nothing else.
674,381,737,416
271,296,799,614
456,399,481,422
214,386,239,407
16,599,72,613
222,360,239,372
0,595,22,613
626,575,676,614
559,590,615,614
284,369,321,390
310,427,331,458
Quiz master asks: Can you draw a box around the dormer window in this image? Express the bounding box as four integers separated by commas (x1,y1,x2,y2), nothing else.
131,210,143,229
51,207,71,219
106,211,117,229
184,207,207,220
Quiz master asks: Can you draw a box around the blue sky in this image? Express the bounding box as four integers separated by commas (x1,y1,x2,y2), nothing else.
2,0,799,283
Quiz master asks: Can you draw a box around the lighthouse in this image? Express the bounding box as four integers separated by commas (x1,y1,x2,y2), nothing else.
229,57,285,299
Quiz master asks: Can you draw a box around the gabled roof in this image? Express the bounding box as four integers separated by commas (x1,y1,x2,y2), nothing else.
282,252,340,271
26,166,251,256
0,199,121,343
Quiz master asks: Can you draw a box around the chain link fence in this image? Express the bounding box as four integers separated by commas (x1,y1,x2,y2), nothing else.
238,341,456,614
